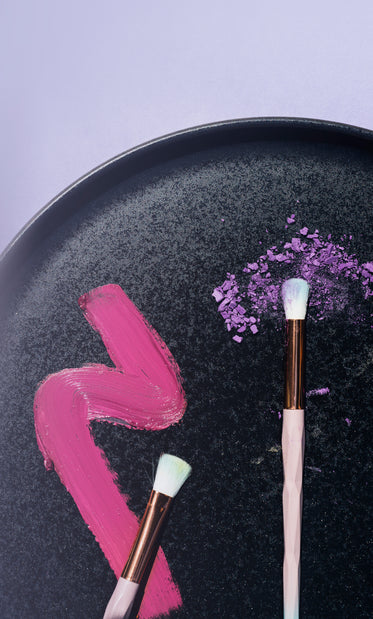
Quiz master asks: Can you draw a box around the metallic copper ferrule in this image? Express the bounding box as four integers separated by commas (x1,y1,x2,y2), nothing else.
284,319,305,410
121,490,172,583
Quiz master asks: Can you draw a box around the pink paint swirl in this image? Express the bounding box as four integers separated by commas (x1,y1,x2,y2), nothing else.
34,284,187,618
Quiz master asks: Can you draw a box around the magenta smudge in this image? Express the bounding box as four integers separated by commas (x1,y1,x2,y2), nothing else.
213,218,372,341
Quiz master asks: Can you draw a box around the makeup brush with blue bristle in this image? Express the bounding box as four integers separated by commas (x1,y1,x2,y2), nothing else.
281,278,310,619
103,453,191,619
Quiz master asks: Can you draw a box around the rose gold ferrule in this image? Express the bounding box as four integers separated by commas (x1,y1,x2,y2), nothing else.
121,490,172,583
284,319,305,410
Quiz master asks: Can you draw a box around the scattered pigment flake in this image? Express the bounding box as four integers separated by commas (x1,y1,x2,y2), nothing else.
345,418,352,426
306,387,330,397
213,218,373,341
270,389,327,421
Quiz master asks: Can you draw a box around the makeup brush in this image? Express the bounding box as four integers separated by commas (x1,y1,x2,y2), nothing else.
103,453,192,619
281,278,309,619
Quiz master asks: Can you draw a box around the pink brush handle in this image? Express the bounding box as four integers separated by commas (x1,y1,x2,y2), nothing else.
282,408,305,619
103,578,139,619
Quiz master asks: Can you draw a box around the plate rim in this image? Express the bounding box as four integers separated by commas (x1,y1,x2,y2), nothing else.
1,116,372,279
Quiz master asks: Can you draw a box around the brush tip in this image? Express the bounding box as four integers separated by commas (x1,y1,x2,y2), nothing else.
153,453,192,498
281,278,310,319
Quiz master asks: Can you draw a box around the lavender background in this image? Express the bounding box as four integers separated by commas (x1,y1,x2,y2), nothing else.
1,0,373,254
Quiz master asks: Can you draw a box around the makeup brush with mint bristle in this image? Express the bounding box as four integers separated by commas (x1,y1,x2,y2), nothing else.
103,453,191,619
281,278,310,619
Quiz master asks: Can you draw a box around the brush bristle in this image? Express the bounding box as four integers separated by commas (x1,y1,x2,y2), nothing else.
281,278,310,319
153,453,192,498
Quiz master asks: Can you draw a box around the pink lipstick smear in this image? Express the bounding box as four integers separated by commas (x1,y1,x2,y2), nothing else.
34,284,187,618
213,217,373,341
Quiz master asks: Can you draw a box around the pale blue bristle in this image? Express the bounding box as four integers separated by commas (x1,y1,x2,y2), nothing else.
281,278,310,319
153,453,192,497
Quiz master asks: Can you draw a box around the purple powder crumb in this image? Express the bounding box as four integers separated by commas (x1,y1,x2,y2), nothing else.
245,262,259,271
287,214,296,224
306,466,322,473
213,213,372,341
212,288,224,302
345,418,352,426
275,253,287,262
307,387,330,397
232,335,243,343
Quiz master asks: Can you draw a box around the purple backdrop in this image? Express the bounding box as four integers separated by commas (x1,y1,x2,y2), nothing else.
1,0,372,253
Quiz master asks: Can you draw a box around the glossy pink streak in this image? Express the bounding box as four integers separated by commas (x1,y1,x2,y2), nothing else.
34,284,187,618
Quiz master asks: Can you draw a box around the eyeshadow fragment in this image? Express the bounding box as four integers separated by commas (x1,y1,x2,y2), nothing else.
233,335,243,343
307,387,330,397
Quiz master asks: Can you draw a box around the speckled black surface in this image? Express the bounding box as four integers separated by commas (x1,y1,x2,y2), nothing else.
0,119,372,618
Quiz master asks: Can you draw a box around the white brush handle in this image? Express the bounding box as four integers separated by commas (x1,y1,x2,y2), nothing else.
103,577,139,619
282,408,305,619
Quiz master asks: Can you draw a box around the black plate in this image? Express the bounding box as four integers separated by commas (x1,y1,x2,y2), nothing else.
1,118,372,618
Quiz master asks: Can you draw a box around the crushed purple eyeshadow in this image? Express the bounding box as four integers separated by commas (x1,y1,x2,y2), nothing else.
213,216,372,341
345,418,352,426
